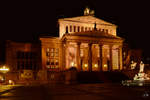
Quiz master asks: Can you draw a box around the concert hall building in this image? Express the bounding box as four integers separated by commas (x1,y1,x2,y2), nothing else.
40,8,123,72
5,8,124,83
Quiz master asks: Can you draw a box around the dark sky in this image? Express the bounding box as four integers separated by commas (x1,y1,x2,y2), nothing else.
0,0,150,61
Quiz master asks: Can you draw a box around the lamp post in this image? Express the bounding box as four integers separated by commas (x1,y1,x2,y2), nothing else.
0,66,9,84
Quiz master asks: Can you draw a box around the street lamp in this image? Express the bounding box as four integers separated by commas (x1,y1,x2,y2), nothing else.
0,66,9,74
0,66,9,84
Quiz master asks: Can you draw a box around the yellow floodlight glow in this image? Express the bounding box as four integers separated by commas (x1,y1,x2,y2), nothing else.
104,64,107,68
71,62,75,67
84,64,88,68
94,64,98,68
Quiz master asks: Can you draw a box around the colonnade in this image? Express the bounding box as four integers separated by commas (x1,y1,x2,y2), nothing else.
64,42,123,71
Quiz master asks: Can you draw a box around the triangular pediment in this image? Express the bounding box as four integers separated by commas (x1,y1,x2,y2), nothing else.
59,16,116,26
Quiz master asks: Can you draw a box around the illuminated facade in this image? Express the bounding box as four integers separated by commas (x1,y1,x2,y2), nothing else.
5,8,124,83
40,8,124,72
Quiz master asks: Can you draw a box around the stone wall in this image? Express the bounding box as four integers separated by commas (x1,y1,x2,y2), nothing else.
4,69,78,85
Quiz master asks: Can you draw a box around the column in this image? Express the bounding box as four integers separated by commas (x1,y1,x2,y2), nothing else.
99,44,103,71
41,45,46,70
59,43,63,71
109,45,113,71
88,43,92,71
62,42,67,70
118,46,123,70
76,42,81,71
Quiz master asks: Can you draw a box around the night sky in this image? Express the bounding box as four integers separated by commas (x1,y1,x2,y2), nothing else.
0,0,150,62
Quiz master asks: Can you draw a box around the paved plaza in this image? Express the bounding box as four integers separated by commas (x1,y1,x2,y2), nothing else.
0,83,150,100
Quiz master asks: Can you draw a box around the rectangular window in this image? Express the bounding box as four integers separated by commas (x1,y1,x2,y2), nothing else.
50,48,54,52
46,61,50,65
17,61,20,70
50,52,54,57
17,51,21,59
46,48,59,69
55,48,59,53
55,59,59,65
46,52,50,57
47,48,50,52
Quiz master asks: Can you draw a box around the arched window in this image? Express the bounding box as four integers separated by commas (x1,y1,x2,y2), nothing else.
66,26,68,33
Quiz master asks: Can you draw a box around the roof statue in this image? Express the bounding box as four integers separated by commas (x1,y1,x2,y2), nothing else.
84,7,95,16
94,22,97,30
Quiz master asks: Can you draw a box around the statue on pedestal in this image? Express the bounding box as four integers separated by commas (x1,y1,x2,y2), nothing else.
139,61,144,73
130,61,137,70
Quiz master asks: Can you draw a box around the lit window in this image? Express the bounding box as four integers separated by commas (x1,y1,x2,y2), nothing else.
50,48,54,52
55,48,59,53
55,59,59,65
51,59,54,65
123,52,126,58
46,48,50,57
55,53,58,57
50,53,54,57
47,58,50,62
46,52,50,57
47,48,50,52
46,48,59,69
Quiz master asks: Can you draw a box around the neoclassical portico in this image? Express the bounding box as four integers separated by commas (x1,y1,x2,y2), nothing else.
40,8,124,72
61,30,124,71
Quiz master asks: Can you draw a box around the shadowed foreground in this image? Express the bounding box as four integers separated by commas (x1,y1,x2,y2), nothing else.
0,83,150,100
